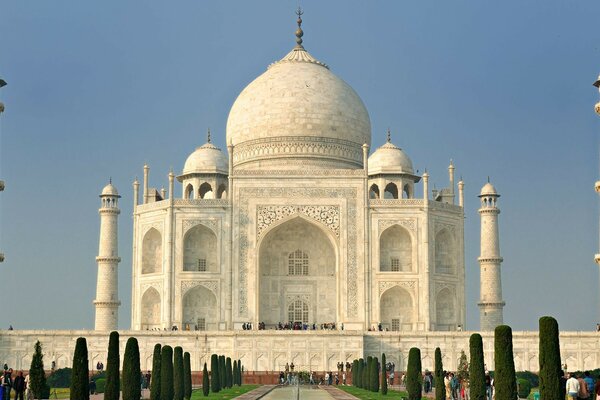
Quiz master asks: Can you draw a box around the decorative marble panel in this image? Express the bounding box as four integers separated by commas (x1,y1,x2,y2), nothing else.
182,219,218,236
378,219,417,234
257,205,340,239
378,281,416,296
181,280,219,296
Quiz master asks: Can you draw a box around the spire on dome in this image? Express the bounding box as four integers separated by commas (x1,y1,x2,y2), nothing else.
295,7,304,49
207,128,211,144
387,128,391,143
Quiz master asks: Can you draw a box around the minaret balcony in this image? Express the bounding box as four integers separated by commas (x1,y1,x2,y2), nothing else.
595,254,600,264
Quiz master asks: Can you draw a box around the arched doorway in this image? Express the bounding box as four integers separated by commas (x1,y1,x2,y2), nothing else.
380,286,414,331
182,286,217,331
141,287,161,330
258,217,337,327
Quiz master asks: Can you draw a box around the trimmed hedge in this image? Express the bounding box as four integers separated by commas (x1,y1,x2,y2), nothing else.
150,344,161,400
47,368,71,389
406,347,422,400
469,334,486,400
174,346,184,400
122,337,141,400
381,353,388,395
434,348,445,400
210,354,220,393
70,337,89,400
539,316,562,400
161,345,174,400
203,362,209,396
184,352,192,400
104,331,120,400
517,378,531,398
494,325,517,400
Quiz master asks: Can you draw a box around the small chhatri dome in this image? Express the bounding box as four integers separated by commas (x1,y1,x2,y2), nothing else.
182,137,228,176
226,9,371,171
101,181,120,197
368,132,414,175
479,181,499,197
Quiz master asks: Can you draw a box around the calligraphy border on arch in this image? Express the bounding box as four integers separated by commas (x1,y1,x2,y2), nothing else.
378,219,417,235
182,219,219,236
180,280,219,297
378,281,416,297
238,187,358,318
256,205,340,239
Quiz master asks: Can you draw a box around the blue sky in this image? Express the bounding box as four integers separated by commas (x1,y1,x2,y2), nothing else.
1,1,599,331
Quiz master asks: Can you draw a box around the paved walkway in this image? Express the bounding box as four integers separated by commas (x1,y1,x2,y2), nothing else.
235,384,278,400
318,386,359,400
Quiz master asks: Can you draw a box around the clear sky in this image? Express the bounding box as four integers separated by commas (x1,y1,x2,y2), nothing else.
1,1,599,331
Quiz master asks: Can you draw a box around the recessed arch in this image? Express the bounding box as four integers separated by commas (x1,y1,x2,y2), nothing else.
142,228,162,274
380,286,414,331
185,184,194,199
380,225,412,272
217,184,227,199
141,287,161,330
258,216,337,326
384,183,398,199
402,184,411,199
183,224,217,272
435,229,456,274
182,285,217,331
369,184,380,199
435,287,456,330
199,182,214,199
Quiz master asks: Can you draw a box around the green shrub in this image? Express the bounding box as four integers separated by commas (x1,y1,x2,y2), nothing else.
104,331,120,400
150,344,161,400
226,357,233,389
161,345,174,400
122,337,141,400
184,352,192,400
381,353,388,395
494,325,517,400
434,348,445,400
517,378,531,398
469,334,486,400
174,346,184,400
516,371,539,389
406,347,422,400
539,316,562,400
203,362,209,396
371,357,379,393
70,337,89,400
233,361,238,387
95,378,106,394
47,368,72,388
210,354,220,393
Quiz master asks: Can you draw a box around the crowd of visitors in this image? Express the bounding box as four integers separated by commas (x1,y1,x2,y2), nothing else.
0,366,27,400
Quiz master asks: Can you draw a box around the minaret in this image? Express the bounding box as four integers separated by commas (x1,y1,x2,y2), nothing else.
593,74,600,269
477,180,505,330
94,180,122,331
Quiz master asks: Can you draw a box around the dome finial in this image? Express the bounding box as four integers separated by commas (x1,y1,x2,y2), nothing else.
387,127,391,143
109,177,112,184
295,7,304,49
207,128,211,144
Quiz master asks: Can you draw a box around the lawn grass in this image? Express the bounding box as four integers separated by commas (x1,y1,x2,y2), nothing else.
338,385,408,399
190,384,260,400
49,388,71,399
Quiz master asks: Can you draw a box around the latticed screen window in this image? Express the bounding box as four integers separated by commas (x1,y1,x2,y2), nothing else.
391,319,400,332
288,250,309,275
288,300,309,323
391,258,400,272
196,318,206,331
197,259,207,272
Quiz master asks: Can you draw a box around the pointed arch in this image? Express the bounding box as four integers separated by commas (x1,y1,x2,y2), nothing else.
369,184,380,199
384,183,398,199
183,224,217,272
380,224,413,272
185,184,194,199
199,182,213,199
435,287,456,330
182,285,218,331
435,229,456,274
141,287,161,329
217,184,227,199
142,228,162,274
380,286,414,331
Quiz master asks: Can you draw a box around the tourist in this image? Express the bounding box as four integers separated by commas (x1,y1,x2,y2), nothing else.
484,371,492,400
3,369,12,400
444,373,451,399
450,373,459,400
594,377,600,398
566,373,579,400
461,378,470,400
584,371,595,398
342,371,346,385
577,373,589,400
309,371,314,385
89,378,97,395
423,371,432,393
335,373,339,385
325,372,329,386
13,371,25,400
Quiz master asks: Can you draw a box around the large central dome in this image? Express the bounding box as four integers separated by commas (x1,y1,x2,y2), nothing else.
226,28,371,171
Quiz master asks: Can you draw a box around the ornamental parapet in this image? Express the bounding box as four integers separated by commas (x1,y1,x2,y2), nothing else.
99,208,120,215
136,199,230,213
477,256,503,263
595,254,600,264
478,301,506,307
93,300,121,306
478,208,500,215
96,256,121,263
232,168,365,177
370,199,424,207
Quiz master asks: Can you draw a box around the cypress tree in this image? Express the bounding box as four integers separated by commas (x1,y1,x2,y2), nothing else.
226,357,233,388
359,358,365,388
371,357,379,393
494,325,517,400
238,359,243,385
366,356,373,389
202,362,209,396
406,347,422,400
150,344,162,400
381,353,388,395
104,331,120,400
29,340,50,400
539,316,562,400
161,346,174,400
210,354,220,392
233,361,238,387
434,348,445,400
352,360,358,387
70,337,89,400
219,355,226,390
184,352,192,400
173,347,184,400
122,337,141,400
469,334,486,400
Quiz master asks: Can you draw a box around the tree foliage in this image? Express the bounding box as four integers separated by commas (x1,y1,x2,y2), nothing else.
494,325,517,400
150,344,162,400
173,347,184,400
219,356,226,390
226,357,233,389
434,348,445,400
233,361,238,387
203,362,209,396
371,357,380,393
210,354,220,393
406,347,422,400
184,352,192,400
469,334,486,400
29,340,50,400
104,331,120,400
539,316,562,400
381,353,388,395
123,337,141,400
70,337,89,400
160,346,174,400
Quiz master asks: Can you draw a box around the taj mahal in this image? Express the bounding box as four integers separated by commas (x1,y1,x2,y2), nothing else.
2,11,600,374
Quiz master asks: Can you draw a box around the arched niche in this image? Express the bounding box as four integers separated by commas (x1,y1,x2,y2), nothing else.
380,286,413,331
183,225,217,272
380,225,412,272
435,287,456,330
199,182,214,199
142,228,162,274
384,183,398,199
185,184,194,199
182,286,218,331
217,184,227,199
369,184,380,199
258,217,336,326
141,287,161,329
435,229,456,274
